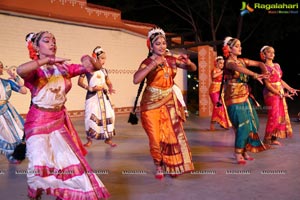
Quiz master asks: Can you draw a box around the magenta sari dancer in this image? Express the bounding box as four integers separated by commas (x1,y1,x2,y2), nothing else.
263,64,292,140
209,71,232,129
23,63,110,199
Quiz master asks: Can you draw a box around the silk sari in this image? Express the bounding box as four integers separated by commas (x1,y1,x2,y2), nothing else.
24,63,110,199
140,56,194,175
209,69,232,129
224,58,268,154
263,63,292,141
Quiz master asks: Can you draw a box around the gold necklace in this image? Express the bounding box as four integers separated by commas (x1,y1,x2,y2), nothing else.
163,66,170,78
229,56,240,64
160,58,170,78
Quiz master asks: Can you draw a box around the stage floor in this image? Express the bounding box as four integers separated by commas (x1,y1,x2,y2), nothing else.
1,114,300,200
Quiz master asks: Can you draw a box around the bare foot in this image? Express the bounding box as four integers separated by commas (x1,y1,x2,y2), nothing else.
235,153,246,164
105,139,117,147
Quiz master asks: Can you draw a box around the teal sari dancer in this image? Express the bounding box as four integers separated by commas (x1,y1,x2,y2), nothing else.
224,59,269,163
222,36,269,164
226,97,264,152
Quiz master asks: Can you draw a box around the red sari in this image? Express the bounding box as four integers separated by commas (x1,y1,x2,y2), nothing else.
263,63,292,140
209,68,232,128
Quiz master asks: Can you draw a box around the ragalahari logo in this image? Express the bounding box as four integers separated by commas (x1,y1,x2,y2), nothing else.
240,2,254,16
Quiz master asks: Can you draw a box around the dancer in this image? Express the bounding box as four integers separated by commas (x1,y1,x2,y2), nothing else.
209,56,232,130
260,45,299,145
78,46,116,148
17,31,110,200
0,62,27,164
133,27,196,179
222,36,269,164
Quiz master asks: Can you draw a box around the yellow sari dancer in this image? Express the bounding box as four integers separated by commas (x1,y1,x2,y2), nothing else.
133,27,196,179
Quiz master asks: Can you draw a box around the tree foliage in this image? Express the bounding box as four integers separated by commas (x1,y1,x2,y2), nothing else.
88,0,300,87
88,0,299,49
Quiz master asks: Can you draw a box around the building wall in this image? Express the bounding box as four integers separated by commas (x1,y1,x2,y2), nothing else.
0,0,185,116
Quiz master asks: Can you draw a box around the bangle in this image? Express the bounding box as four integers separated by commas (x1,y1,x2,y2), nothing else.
279,91,284,98
35,60,40,67
253,73,258,79
48,57,55,65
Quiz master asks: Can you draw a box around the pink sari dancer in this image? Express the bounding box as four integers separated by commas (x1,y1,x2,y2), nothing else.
209,56,232,130
263,64,292,142
260,45,299,145
17,31,109,200
24,64,109,200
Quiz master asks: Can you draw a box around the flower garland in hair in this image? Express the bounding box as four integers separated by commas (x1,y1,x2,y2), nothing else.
26,32,38,60
147,27,165,38
222,36,234,58
215,56,223,61
92,46,104,58
214,56,224,66
146,39,151,50
222,46,230,58
146,27,166,49
223,37,233,47
260,45,269,61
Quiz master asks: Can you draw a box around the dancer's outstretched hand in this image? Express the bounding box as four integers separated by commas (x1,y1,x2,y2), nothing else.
289,88,300,96
284,92,294,100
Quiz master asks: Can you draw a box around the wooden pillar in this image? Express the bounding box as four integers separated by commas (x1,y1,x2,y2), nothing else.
198,45,216,117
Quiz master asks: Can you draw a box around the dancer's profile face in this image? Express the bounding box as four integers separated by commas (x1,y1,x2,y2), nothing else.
217,59,224,69
97,52,107,66
264,47,275,60
230,40,242,56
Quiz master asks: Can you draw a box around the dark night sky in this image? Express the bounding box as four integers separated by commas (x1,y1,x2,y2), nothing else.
88,0,300,113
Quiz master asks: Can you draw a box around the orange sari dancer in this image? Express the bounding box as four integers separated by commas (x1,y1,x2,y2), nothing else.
209,56,232,130
260,45,299,145
133,27,196,179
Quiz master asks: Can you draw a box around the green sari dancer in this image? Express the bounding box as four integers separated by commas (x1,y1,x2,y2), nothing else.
222,36,269,164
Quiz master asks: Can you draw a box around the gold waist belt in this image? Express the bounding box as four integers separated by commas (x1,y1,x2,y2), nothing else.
270,82,281,85
228,82,247,86
146,86,173,96
33,104,63,112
